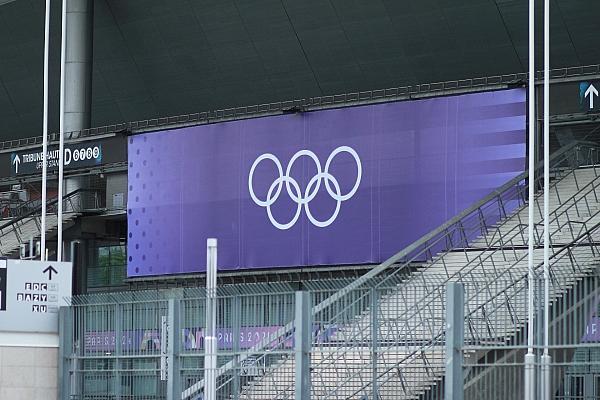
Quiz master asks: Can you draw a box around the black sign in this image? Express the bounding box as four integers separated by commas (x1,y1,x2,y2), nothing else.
0,267,6,311
10,142,103,176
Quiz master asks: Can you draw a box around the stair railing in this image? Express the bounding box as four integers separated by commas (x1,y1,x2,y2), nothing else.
0,188,102,254
181,141,599,399
336,217,600,400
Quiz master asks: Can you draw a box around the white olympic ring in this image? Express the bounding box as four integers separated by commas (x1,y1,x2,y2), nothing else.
248,146,362,230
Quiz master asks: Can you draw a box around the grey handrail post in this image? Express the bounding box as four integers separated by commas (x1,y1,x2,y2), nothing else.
167,298,181,400
295,291,312,400
115,303,122,400
445,283,464,400
371,287,378,400
232,295,241,400
58,306,72,400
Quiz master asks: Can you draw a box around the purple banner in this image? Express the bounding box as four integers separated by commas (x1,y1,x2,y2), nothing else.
84,325,336,352
128,89,526,276
581,317,600,343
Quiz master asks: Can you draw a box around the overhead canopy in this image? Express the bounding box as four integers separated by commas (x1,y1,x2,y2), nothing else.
0,0,598,140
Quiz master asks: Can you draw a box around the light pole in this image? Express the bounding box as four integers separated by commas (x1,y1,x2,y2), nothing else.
40,0,51,261
541,0,552,397
57,0,67,262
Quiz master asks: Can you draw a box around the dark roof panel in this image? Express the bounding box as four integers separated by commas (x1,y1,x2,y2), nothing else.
0,0,597,140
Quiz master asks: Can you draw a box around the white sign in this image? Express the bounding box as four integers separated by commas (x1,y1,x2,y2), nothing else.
0,260,72,333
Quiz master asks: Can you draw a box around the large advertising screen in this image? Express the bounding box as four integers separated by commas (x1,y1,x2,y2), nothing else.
127,88,526,276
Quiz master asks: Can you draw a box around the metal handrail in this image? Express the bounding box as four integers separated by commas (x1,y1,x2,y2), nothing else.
262,172,600,399
0,188,94,232
368,220,600,398
239,145,600,398
181,141,597,398
329,176,600,395
0,188,101,254
2,63,600,153
348,218,600,398
216,142,597,399
328,178,600,396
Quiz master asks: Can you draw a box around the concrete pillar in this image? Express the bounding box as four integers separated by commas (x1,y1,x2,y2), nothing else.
63,0,94,201
64,0,93,137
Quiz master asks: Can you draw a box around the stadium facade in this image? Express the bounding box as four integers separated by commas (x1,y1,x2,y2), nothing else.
0,0,599,399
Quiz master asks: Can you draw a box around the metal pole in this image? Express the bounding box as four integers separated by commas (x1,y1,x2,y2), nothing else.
232,295,241,400
70,240,79,263
167,299,181,400
541,0,552,397
371,287,378,399
524,0,537,396
57,0,67,262
58,306,72,400
41,0,51,262
295,291,311,400
445,283,464,400
114,304,122,400
204,238,218,400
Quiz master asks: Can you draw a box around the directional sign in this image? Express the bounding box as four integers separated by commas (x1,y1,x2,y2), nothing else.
12,154,20,174
586,84,598,109
0,260,72,333
10,142,102,176
43,265,58,280
580,81,600,111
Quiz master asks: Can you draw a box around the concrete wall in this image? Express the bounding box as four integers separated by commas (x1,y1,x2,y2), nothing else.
0,346,57,400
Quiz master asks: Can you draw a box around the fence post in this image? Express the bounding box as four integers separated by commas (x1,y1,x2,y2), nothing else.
445,283,464,400
167,298,181,400
295,291,311,400
371,287,378,399
114,303,122,400
232,295,241,400
58,306,72,400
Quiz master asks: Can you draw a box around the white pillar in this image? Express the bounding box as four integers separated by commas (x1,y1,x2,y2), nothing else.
40,0,51,262
204,238,218,400
541,0,552,398
524,0,536,397
57,0,67,261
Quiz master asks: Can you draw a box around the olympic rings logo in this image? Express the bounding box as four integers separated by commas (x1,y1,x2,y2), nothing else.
248,146,362,230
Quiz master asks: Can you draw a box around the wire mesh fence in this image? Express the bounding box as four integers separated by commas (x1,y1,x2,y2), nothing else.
60,269,600,399
59,143,600,399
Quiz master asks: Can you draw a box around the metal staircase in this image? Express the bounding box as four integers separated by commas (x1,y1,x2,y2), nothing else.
175,141,600,400
235,155,600,399
0,189,99,257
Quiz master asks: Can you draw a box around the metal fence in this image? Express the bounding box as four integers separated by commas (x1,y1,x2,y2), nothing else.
59,271,600,400
60,289,320,399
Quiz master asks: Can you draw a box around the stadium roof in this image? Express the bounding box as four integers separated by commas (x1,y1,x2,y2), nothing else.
0,0,598,140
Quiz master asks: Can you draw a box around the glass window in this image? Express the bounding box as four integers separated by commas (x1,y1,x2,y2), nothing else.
89,244,127,289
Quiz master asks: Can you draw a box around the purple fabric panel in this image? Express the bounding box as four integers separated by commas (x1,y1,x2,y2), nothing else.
127,89,526,276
